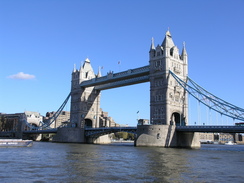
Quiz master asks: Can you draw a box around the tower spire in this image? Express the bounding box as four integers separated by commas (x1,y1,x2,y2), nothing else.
97,66,102,77
149,37,156,58
150,37,155,50
181,41,188,59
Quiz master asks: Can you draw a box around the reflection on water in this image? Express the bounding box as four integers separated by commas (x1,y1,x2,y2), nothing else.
0,142,243,182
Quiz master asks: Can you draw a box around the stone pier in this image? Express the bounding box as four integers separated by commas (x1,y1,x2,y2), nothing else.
135,125,200,148
52,127,85,143
52,127,112,144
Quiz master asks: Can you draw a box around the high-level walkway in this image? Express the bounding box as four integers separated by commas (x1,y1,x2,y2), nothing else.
80,65,150,90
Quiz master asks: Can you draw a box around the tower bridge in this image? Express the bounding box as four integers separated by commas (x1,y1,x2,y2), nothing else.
53,30,195,147
7,30,244,147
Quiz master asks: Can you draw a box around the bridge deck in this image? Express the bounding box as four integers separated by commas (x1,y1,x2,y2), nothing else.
23,129,58,134
12,125,244,136
176,125,244,133
85,126,137,137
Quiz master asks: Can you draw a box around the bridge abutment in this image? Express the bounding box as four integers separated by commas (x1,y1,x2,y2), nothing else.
135,125,200,148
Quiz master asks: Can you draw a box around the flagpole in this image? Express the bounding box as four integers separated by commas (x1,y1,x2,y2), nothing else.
118,61,121,72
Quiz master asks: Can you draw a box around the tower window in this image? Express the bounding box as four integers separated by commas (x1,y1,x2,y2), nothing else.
155,60,161,68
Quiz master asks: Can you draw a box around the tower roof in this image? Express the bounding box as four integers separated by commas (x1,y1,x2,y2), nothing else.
161,30,175,48
80,58,94,73
85,58,90,63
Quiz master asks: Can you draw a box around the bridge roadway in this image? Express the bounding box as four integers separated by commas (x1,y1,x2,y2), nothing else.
23,128,58,134
22,125,244,136
84,126,137,137
176,125,244,133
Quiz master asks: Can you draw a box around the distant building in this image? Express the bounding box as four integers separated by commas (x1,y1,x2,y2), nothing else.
99,111,119,127
198,122,244,144
24,111,42,127
199,133,215,143
199,132,244,144
0,111,42,132
137,119,150,125
43,111,70,128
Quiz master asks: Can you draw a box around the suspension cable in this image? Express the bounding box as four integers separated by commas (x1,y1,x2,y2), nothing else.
169,70,244,121
23,92,71,130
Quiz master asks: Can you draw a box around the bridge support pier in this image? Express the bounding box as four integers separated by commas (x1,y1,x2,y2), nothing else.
135,125,200,148
177,131,200,148
52,127,85,143
52,128,112,144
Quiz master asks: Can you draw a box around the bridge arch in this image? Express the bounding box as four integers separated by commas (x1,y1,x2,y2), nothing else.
171,112,181,126
84,118,93,128
85,127,137,138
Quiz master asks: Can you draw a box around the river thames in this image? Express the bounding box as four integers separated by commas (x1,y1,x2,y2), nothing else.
0,142,243,183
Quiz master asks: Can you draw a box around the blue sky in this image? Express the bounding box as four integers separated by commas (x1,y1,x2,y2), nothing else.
0,0,244,126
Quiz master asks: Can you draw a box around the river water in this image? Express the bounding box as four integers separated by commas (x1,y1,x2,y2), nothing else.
0,142,243,183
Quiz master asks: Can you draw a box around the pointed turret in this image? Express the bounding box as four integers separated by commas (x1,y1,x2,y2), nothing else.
181,42,188,61
161,30,175,57
149,37,156,58
82,58,92,71
181,42,188,77
85,58,90,63
150,37,155,50
97,66,102,78
80,58,95,80
73,63,77,72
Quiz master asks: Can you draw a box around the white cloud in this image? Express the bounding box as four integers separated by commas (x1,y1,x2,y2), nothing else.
8,72,36,80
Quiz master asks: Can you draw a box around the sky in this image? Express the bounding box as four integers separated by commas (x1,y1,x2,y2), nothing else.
0,0,244,126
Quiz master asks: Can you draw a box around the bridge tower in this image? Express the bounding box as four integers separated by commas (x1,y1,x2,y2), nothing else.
53,58,101,143
70,58,101,129
53,58,115,143
136,31,199,147
149,30,188,126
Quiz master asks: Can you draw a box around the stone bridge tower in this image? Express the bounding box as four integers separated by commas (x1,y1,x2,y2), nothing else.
149,30,188,126
70,58,101,128
53,58,118,143
136,31,199,148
